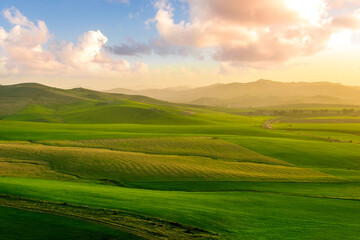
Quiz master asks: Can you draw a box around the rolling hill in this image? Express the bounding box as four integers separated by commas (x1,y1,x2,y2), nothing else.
0,83,215,124
107,79,360,108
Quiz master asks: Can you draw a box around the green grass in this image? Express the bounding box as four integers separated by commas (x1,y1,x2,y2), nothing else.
0,206,139,240
0,142,336,182
293,130,360,142
59,104,210,125
1,177,359,240
318,168,360,181
2,83,360,239
5,104,62,123
0,120,319,141
39,137,290,166
226,136,360,171
275,122,360,142
127,181,360,199
0,195,216,239
274,122,360,134
0,158,77,180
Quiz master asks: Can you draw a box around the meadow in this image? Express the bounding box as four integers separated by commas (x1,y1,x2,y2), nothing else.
0,177,359,240
1,84,360,239
1,116,360,239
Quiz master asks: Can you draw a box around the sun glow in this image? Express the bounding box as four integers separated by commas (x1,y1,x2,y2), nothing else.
285,0,327,24
328,30,353,49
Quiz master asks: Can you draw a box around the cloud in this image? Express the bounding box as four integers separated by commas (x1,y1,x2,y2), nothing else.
104,39,152,56
0,7,146,77
331,10,360,29
149,0,360,67
0,7,61,72
105,38,204,59
329,0,360,9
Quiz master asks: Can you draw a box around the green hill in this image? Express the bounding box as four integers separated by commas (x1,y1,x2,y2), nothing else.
0,83,212,124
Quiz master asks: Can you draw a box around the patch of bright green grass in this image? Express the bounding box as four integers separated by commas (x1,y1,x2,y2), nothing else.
0,120,317,141
127,181,360,199
274,122,360,134
294,130,360,142
317,168,360,181
226,136,360,171
0,177,359,240
4,104,61,123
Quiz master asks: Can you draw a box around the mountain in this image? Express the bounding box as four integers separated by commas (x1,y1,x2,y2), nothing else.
0,83,213,124
107,79,360,108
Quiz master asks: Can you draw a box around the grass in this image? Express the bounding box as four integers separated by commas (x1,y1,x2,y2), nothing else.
0,158,76,180
292,130,360,142
0,195,216,239
0,177,359,240
274,122,360,134
226,136,360,171
59,104,210,125
1,83,360,239
275,122,360,142
127,181,360,199
0,142,336,182
0,120,319,141
0,206,140,240
39,137,290,166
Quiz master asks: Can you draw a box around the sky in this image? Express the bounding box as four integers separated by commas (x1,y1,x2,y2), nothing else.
0,0,360,90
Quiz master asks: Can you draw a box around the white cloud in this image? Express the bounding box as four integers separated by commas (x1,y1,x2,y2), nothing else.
0,7,146,77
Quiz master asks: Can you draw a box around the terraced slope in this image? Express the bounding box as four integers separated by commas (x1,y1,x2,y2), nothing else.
40,137,291,166
0,142,338,182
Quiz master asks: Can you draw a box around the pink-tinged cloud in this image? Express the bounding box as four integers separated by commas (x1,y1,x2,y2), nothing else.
150,0,360,67
0,7,147,77
332,10,360,29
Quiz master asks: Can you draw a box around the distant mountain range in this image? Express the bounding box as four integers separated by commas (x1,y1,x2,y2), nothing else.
107,79,360,108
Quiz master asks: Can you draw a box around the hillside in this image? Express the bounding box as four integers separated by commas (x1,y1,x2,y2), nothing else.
0,83,214,124
107,79,360,108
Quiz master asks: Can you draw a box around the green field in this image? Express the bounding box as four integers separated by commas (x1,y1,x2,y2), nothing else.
1,84,360,239
0,178,359,240
0,206,140,240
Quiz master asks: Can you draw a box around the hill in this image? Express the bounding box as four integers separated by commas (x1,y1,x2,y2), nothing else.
0,83,216,124
107,79,360,108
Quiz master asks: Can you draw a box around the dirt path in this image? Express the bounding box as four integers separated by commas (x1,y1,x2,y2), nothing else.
262,118,279,129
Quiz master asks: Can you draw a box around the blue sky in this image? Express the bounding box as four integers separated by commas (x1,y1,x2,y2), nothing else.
1,0,150,41
0,0,359,89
